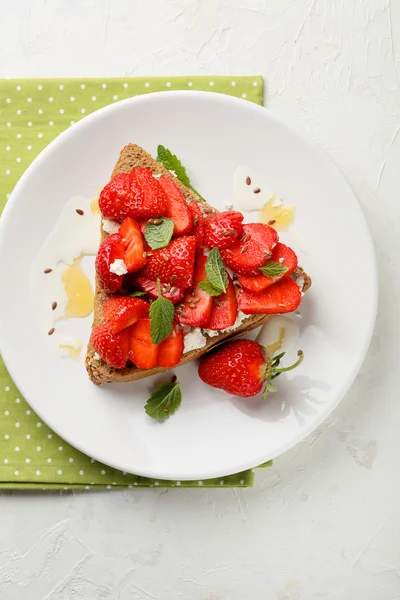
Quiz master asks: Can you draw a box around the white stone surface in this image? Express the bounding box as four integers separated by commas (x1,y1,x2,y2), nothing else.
1,0,400,598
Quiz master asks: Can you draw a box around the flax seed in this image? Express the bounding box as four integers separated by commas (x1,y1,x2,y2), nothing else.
253,188,261,194
170,286,177,295
193,216,199,226
229,228,237,236
221,231,231,237
51,301,57,311
76,209,84,215
240,245,247,254
152,218,163,225
142,251,147,258
225,249,233,254
267,219,276,226
43,268,52,274
246,176,251,185
180,312,187,318
242,234,250,243
192,297,200,303
189,303,196,309
171,375,177,383
170,274,177,283
48,328,55,336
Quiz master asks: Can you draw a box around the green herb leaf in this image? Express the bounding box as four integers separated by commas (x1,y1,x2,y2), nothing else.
156,144,204,199
129,290,148,298
259,261,289,278
198,248,227,297
144,217,174,250
198,279,222,296
145,382,182,420
149,280,175,344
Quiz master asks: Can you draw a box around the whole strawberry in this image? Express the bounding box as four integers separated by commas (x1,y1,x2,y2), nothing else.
198,339,303,398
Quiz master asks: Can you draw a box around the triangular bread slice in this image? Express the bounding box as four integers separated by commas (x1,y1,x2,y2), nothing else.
86,144,310,385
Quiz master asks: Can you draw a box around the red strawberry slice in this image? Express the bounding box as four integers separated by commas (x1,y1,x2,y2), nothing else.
139,235,196,289
238,242,298,293
95,233,125,293
158,176,193,235
221,223,278,277
175,254,213,327
91,324,129,369
127,318,158,369
207,273,238,330
130,275,185,305
188,202,205,251
98,173,134,221
118,217,147,273
102,296,150,334
204,211,244,250
238,277,302,315
157,323,184,367
129,168,168,220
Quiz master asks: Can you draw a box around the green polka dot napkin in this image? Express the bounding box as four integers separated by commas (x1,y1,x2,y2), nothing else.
0,75,270,489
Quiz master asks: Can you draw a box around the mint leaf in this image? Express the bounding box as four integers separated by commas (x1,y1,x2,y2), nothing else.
149,280,175,344
129,290,148,298
145,217,174,250
259,261,289,278
198,279,222,296
145,382,182,420
156,145,204,199
199,248,227,296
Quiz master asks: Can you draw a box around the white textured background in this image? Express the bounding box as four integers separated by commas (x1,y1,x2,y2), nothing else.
1,0,400,598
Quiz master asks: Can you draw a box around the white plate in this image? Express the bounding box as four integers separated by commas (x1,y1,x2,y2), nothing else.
0,92,377,480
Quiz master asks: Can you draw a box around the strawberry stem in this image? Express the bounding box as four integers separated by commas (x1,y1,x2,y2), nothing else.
272,350,304,374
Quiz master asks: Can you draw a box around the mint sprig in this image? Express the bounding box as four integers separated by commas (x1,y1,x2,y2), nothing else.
149,279,175,344
259,261,288,278
198,248,228,296
145,217,174,250
156,145,204,199
145,381,182,420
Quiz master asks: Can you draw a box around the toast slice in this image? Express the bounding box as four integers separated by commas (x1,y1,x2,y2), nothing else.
86,144,310,385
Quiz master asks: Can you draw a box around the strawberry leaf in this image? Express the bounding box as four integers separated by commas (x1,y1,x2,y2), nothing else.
259,261,289,277
199,248,227,296
145,382,182,420
156,145,204,199
145,217,174,250
149,280,175,344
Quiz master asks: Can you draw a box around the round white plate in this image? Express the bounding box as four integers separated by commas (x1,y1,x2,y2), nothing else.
0,92,377,480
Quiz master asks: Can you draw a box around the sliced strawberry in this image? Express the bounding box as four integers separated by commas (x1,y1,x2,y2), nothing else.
175,254,213,327
158,176,193,235
102,296,150,334
204,211,244,250
238,242,298,293
238,277,302,315
91,324,129,369
139,235,196,289
129,168,168,220
221,223,278,277
188,202,205,251
157,323,184,367
127,318,158,369
118,217,147,273
95,233,125,293
98,173,134,221
207,274,238,330
130,275,185,305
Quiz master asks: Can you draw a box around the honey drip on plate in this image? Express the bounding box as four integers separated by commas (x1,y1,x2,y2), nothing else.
266,327,285,355
62,257,94,319
259,197,295,230
90,197,100,214
57,341,82,360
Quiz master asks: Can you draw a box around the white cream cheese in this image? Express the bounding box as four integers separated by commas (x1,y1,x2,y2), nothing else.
203,310,250,337
183,328,207,353
109,259,128,275
102,218,120,234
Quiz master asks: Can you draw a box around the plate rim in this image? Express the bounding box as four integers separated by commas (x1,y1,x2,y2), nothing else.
0,91,378,480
